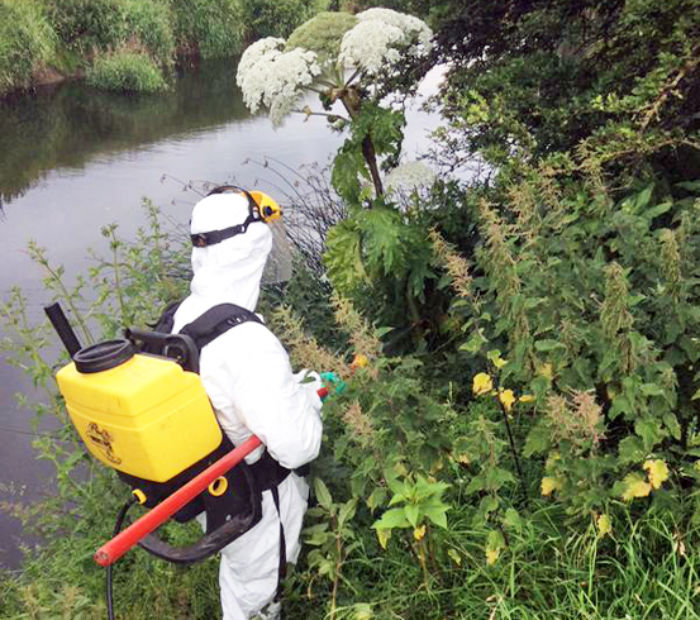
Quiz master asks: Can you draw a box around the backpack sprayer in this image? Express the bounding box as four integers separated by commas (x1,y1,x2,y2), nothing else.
44,301,330,617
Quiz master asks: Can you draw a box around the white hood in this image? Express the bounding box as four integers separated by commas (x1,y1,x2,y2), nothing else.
188,192,273,311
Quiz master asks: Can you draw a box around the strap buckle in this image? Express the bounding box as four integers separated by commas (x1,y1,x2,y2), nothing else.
192,234,208,248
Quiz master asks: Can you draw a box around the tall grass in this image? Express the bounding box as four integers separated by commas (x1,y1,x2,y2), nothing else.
0,0,55,96
284,504,698,619
124,0,175,66
167,0,244,59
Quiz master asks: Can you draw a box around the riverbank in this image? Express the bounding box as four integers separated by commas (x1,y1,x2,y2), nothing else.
0,0,326,97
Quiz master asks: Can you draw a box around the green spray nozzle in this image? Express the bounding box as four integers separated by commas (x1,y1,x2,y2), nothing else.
320,371,346,395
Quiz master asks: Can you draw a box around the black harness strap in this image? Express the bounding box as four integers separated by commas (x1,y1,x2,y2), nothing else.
270,485,286,603
162,301,289,599
190,186,264,248
179,303,263,351
149,300,181,333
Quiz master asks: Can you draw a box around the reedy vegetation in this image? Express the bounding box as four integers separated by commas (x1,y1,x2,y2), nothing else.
1,1,699,619
0,0,328,95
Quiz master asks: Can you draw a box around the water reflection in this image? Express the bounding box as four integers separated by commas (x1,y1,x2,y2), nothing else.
0,59,249,205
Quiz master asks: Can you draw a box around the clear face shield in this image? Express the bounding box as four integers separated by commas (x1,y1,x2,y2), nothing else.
262,217,292,284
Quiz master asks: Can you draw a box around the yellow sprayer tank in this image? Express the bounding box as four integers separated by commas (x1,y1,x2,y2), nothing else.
56,340,221,482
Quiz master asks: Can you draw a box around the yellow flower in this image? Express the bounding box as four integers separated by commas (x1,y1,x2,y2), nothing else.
498,389,516,412
545,452,561,471
413,525,426,541
430,457,444,473
541,476,562,496
354,606,373,620
351,353,369,370
596,513,612,538
456,453,470,465
485,547,500,565
643,459,669,489
519,394,535,403
620,473,652,501
472,372,493,396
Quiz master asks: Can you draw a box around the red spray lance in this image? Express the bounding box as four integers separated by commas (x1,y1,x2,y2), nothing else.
94,394,327,567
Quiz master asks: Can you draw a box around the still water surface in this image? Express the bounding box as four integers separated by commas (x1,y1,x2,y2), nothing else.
0,59,439,567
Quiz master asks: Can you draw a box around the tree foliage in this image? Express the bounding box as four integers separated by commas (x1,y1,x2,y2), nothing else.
431,0,699,168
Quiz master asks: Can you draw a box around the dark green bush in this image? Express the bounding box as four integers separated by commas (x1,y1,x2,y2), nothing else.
0,0,55,95
46,0,126,55
168,0,243,59
238,0,328,41
123,0,175,66
86,49,168,93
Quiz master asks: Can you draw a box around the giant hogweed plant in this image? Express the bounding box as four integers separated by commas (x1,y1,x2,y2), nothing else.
235,9,442,338
235,8,433,203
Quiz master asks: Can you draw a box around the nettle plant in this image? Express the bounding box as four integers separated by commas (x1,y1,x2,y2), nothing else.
269,295,457,601
236,9,438,327
433,172,700,536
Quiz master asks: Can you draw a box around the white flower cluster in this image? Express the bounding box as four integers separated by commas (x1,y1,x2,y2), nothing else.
338,8,433,75
356,8,433,50
236,37,321,127
385,161,436,194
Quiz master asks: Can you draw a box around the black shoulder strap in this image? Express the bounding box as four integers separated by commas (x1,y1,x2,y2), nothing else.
179,303,263,353
151,300,182,334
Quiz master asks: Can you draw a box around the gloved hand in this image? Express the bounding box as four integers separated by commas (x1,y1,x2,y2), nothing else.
294,368,322,392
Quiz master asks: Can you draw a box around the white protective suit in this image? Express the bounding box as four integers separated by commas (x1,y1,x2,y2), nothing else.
171,191,323,620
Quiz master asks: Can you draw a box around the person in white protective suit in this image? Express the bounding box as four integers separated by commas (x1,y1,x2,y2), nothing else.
170,187,323,619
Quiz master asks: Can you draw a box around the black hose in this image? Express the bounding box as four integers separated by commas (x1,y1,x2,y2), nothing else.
106,498,137,620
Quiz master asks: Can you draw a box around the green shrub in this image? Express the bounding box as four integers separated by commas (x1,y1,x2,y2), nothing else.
238,0,329,41
46,0,126,55
123,0,175,66
87,49,168,93
168,0,243,59
0,0,55,95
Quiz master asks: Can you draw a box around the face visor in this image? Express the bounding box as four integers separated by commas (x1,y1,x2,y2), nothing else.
190,186,282,248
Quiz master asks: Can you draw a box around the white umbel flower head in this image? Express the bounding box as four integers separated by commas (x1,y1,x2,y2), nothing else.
385,161,436,194
356,8,433,50
338,8,433,74
338,20,404,75
236,37,321,127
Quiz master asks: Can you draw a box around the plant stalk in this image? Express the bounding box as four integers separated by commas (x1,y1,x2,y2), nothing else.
499,403,528,506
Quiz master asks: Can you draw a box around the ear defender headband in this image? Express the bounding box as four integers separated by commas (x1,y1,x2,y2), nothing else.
190,185,282,248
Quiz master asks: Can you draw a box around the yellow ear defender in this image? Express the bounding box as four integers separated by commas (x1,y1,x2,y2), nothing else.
249,190,282,223
193,186,283,247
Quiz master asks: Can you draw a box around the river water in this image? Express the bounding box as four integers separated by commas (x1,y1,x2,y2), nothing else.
0,59,441,568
